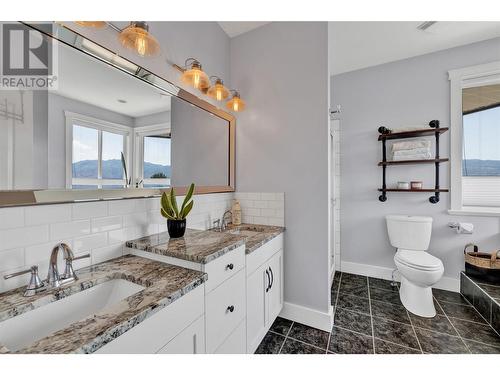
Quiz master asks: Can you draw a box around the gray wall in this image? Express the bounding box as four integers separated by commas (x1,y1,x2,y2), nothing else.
48,93,135,188
332,37,500,281
170,97,229,187
230,23,331,314
134,110,170,127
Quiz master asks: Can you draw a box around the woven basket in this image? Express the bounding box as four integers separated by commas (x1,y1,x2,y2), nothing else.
464,243,500,283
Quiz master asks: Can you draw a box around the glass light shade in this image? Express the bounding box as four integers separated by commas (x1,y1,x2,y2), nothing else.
207,79,230,101
226,93,246,112
181,63,210,90
75,21,107,29
119,22,160,57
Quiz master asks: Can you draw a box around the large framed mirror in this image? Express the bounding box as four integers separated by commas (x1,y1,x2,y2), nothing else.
0,22,235,207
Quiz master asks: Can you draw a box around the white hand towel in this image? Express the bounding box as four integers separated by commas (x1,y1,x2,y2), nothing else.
392,152,432,161
392,139,431,152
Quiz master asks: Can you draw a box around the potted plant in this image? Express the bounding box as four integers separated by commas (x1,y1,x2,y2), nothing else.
160,183,195,238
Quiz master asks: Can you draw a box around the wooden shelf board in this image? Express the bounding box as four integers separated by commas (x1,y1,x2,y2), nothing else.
378,158,449,166
378,127,449,141
378,188,449,193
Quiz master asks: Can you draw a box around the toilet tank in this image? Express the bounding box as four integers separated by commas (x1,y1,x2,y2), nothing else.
385,215,433,251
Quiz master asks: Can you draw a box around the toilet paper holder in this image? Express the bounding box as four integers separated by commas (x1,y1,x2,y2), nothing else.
448,222,473,234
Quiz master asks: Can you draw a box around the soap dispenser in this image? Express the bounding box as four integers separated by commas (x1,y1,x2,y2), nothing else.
232,199,242,225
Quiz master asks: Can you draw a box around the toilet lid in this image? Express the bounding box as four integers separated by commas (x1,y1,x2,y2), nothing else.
395,250,443,271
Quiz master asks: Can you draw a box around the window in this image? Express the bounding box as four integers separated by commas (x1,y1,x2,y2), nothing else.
133,124,171,189
449,62,500,215
143,135,171,188
65,112,131,189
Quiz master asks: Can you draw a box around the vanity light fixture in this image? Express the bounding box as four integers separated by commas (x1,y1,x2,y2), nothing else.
180,58,210,90
75,21,107,29
226,90,246,112
207,76,230,101
118,22,160,57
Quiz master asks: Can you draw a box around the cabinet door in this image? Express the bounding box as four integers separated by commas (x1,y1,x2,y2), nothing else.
157,315,205,354
246,264,269,353
267,250,283,323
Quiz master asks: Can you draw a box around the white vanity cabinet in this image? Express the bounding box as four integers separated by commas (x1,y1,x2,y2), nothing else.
131,245,247,354
96,285,205,354
246,234,284,354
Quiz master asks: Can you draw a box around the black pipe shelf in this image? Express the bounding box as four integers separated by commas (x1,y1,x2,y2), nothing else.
378,120,449,204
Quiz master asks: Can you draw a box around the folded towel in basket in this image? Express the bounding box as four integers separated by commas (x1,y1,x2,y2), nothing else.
392,139,431,152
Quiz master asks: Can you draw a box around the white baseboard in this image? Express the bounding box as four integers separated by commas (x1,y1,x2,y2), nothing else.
279,302,333,332
340,260,460,292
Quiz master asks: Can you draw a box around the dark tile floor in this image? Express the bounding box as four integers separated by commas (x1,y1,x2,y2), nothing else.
255,272,500,354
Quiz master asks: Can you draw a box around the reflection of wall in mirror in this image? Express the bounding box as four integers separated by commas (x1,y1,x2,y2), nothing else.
0,90,36,190
170,97,229,187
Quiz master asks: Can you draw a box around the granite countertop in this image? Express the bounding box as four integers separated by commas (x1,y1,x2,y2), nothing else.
226,224,285,254
126,228,247,264
126,224,285,262
0,255,206,354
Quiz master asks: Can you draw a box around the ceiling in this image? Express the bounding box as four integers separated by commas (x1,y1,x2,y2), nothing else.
329,21,500,75
463,84,500,114
218,22,269,38
57,41,171,118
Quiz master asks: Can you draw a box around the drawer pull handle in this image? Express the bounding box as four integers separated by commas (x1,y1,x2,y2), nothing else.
265,269,271,293
226,305,235,313
269,267,274,289
226,263,234,271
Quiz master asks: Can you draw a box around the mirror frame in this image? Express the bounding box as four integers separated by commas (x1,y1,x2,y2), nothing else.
0,22,235,207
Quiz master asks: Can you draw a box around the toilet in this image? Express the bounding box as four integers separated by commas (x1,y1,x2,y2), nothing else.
385,215,444,317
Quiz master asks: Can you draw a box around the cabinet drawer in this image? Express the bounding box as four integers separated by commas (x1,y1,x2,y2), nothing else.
214,318,246,354
96,285,204,354
205,269,246,353
204,245,245,293
246,233,283,276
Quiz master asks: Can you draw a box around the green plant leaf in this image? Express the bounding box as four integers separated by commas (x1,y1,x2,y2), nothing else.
180,200,194,219
161,207,176,220
161,192,174,216
170,188,179,219
180,183,195,215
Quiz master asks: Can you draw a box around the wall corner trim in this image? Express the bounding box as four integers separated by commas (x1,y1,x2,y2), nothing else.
279,302,334,332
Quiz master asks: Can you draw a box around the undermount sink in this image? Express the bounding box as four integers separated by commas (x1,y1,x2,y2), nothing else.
0,278,144,352
228,225,267,236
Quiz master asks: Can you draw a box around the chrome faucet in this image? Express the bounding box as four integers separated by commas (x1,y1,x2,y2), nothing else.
221,210,233,232
47,243,90,288
4,266,46,297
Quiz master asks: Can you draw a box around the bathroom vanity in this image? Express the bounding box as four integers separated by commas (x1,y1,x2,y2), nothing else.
126,223,284,354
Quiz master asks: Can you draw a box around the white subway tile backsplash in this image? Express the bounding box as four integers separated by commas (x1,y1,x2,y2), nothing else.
0,248,24,272
92,216,122,233
50,220,91,240
0,225,49,251
0,192,283,293
0,207,24,229
72,201,108,220
73,233,108,253
25,239,73,265
123,212,148,228
92,244,123,264
108,199,137,216
25,204,72,226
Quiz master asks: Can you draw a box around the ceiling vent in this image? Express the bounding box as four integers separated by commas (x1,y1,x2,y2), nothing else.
417,21,437,31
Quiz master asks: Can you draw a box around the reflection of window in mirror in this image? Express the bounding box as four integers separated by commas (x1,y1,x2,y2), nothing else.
133,124,171,189
65,112,131,189
461,84,500,207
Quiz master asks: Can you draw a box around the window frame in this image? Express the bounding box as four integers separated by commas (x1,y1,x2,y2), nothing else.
133,123,171,189
65,111,132,189
448,61,500,216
